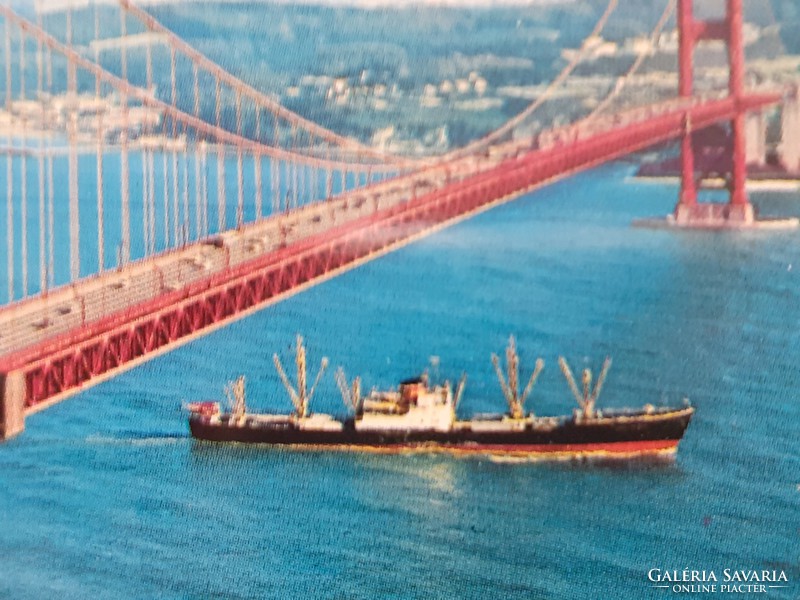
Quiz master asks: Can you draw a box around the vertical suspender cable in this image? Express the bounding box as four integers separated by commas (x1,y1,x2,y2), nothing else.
271,116,280,214
148,149,155,252
119,11,130,266
36,18,45,292
169,47,177,134
235,92,243,228
162,150,169,245
5,20,14,302
145,29,153,91
270,156,277,215
325,148,332,200
201,142,208,236
143,19,153,253
66,9,80,281
47,150,53,289
236,149,243,228
169,48,179,245
192,64,200,117
172,146,179,246
281,161,287,212
291,126,298,209
46,43,53,289
192,67,201,238
182,150,189,244
216,146,225,233
298,160,305,208
311,150,318,203
94,5,104,272
194,145,201,239
142,147,150,254
214,79,225,231
254,108,262,220
19,29,27,297
268,155,276,215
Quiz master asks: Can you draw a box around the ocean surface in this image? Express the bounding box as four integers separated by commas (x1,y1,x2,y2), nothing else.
1,163,798,599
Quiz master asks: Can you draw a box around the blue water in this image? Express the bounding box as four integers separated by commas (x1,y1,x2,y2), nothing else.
1,163,798,599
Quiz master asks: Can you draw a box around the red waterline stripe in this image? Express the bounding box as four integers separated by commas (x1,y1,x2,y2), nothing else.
434,439,680,454
284,439,681,456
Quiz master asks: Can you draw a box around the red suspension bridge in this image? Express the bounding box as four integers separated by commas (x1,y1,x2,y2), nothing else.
0,0,793,439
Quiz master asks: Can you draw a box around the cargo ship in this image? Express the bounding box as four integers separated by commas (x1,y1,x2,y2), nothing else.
187,336,694,460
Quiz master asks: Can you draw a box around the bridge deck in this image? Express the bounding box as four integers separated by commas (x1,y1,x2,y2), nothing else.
0,154,494,360
0,185,419,356
0,94,781,438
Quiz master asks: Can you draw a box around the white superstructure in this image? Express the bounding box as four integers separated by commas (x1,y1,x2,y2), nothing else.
355,377,455,432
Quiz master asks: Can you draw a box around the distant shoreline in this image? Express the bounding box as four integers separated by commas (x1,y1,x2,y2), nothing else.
632,175,800,192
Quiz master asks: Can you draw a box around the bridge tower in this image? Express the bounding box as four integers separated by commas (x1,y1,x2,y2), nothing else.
673,0,758,227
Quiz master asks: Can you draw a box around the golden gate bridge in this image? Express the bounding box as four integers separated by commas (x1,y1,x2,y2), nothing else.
0,0,793,439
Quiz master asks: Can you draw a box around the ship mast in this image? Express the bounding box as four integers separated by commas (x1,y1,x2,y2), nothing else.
558,356,611,419
335,367,362,416
491,336,544,419
224,375,246,418
453,373,467,419
273,335,329,418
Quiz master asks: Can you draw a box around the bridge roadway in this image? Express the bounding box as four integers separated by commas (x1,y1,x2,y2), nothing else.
0,93,780,438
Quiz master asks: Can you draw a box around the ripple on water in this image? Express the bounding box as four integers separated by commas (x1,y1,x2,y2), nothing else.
4,164,799,600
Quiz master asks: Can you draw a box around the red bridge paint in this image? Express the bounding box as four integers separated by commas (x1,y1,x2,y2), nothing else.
0,94,779,422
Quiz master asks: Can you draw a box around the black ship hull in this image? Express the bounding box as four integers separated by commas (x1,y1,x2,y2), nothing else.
189,407,694,459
